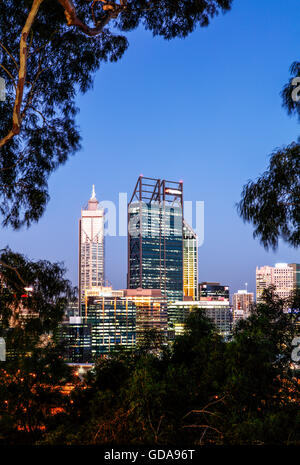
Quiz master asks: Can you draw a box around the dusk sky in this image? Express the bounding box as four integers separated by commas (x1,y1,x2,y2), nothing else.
2,0,299,297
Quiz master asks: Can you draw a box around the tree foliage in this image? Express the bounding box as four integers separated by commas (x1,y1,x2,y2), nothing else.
0,247,75,341
0,0,233,228
1,288,300,445
238,144,300,249
0,248,76,444
37,292,300,446
238,61,300,249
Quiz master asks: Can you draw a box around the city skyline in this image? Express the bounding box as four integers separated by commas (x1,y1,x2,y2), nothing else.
1,177,298,298
1,0,299,297
1,0,300,447
2,175,298,299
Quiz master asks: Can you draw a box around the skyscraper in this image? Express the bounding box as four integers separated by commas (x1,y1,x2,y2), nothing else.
256,263,300,303
79,186,105,307
183,220,198,300
128,176,184,301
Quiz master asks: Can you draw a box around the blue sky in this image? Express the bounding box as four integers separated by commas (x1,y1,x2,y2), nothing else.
1,0,300,296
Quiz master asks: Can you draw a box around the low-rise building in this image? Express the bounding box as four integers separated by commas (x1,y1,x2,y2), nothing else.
167,299,233,340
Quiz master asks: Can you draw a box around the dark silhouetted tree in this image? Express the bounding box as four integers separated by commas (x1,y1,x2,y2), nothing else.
238,145,299,249
0,247,76,444
238,61,300,249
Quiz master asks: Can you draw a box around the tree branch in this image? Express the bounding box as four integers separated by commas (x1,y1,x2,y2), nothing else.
0,41,18,70
0,259,28,287
0,0,127,152
0,0,45,149
0,148,26,172
0,63,16,91
57,0,127,37
182,395,226,420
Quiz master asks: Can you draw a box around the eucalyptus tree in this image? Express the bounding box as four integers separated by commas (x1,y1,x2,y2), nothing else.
0,0,233,228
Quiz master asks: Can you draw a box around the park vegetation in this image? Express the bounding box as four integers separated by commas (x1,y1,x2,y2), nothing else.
0,251,300,445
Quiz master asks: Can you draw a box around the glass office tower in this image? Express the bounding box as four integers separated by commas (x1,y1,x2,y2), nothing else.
183,221,198,300
124,288,168,343
167,300,232,340
84,294,136,358
59,317,92,363
128,176,184,301
84,289,167,356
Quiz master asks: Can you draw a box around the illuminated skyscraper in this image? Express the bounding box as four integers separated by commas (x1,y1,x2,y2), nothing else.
183,221,198,300
128,176,184,301
79,186,105,306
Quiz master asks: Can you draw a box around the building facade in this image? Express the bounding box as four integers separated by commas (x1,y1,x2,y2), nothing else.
83,293,136,358
232,290,254,322
60,317,92,363
61,287,168,362
128,176,184,301
290,263,300,290
79,186,105,306
167,300,232,340
183,221,198,300
198,282,229,301
256,263,300,303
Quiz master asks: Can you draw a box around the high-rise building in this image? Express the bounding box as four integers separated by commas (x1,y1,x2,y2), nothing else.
256,263,300,303
233,290,254,321
83,292,136,358
79,186,105,306
183,221,198,300
128,176,184,301
123,288,168,343
198,282,229,301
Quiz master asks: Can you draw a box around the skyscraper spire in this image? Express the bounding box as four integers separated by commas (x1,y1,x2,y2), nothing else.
88,185,98,210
